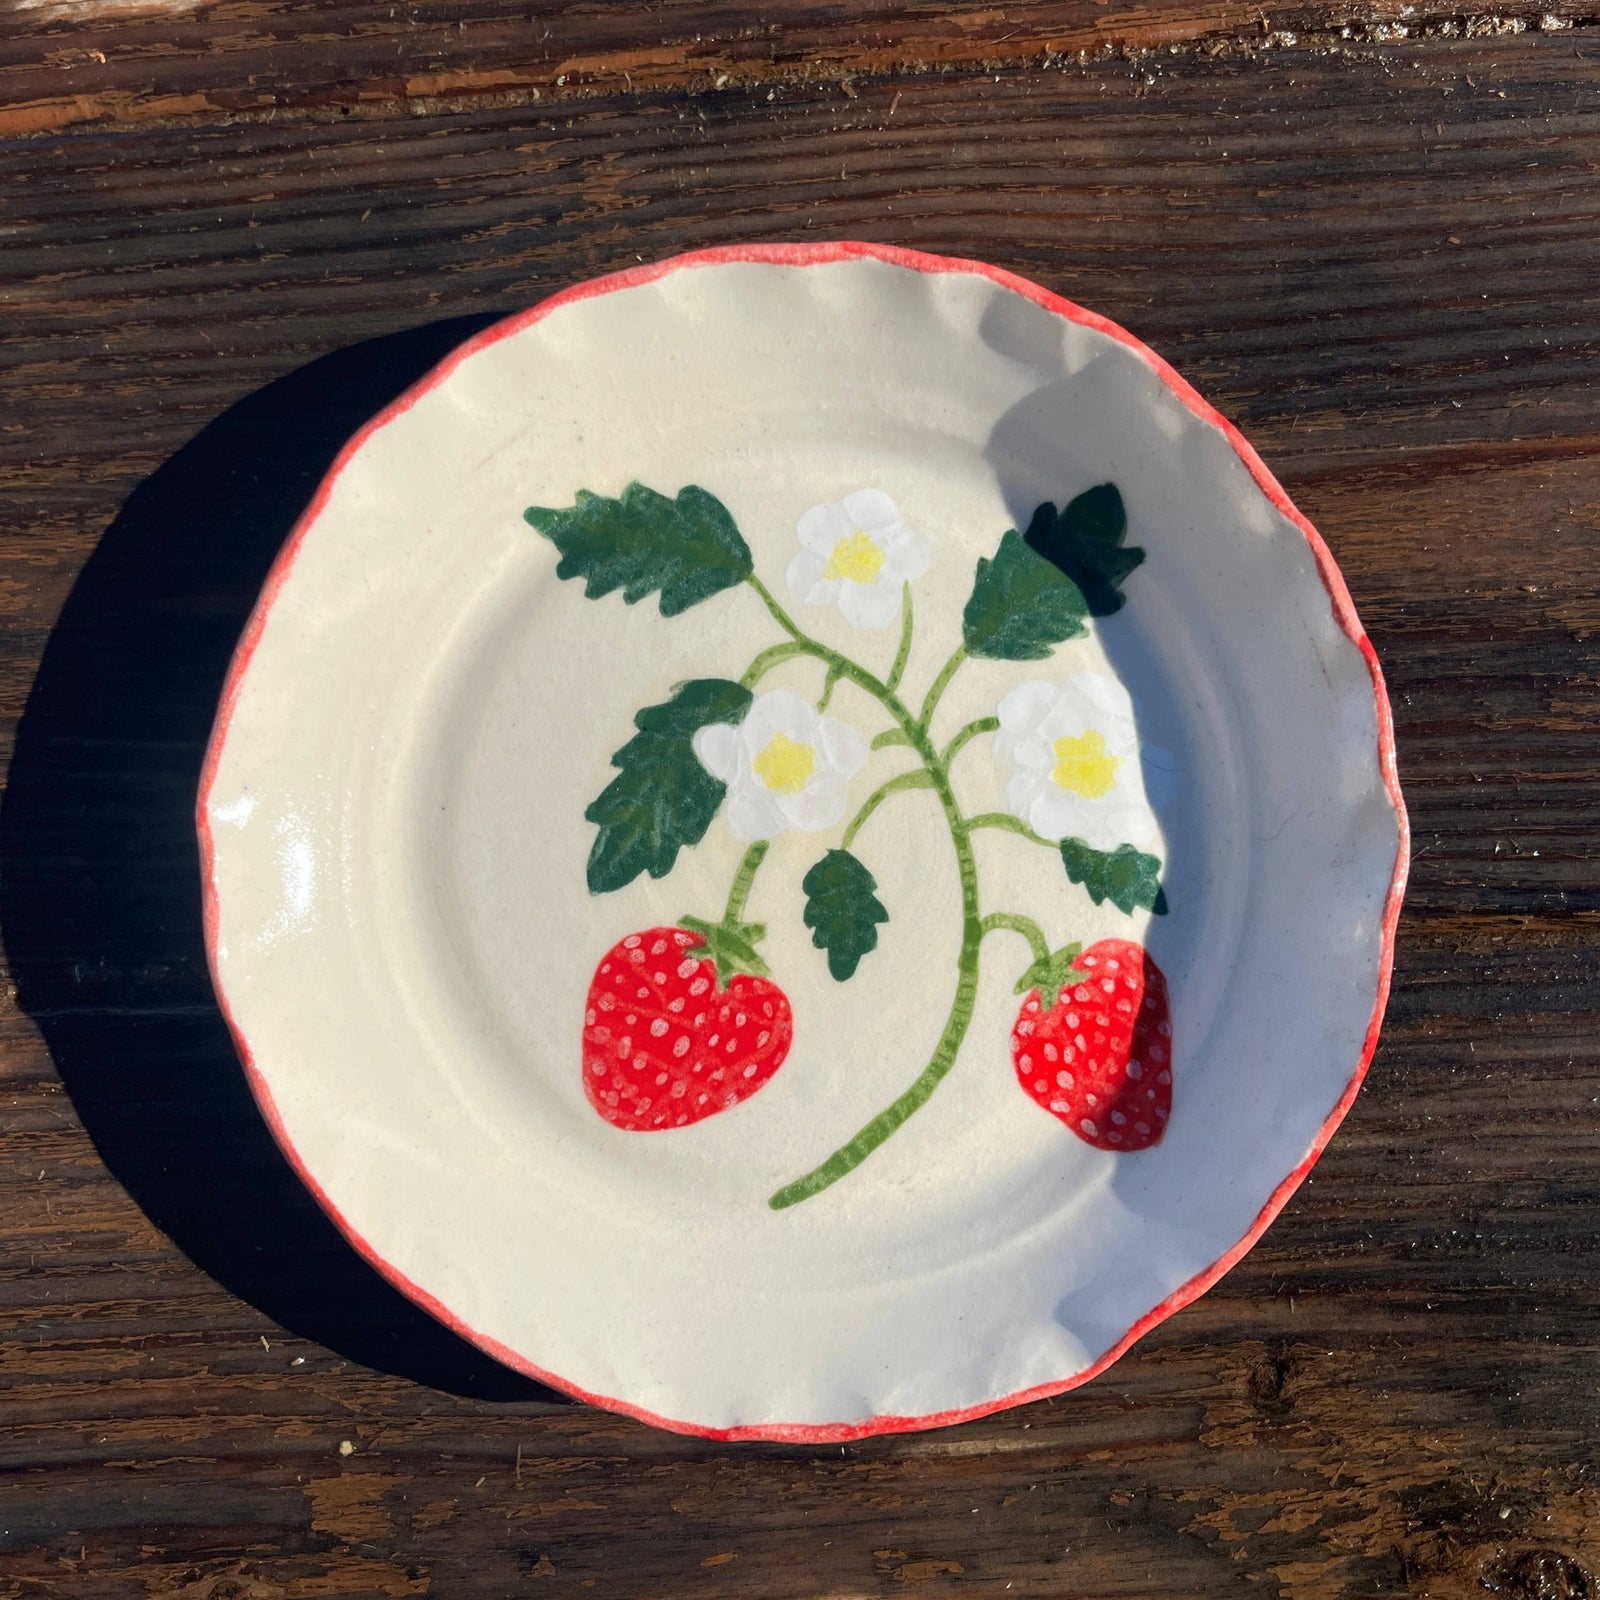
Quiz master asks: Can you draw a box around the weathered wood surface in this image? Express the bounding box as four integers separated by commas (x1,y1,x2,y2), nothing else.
3,9,1600,1596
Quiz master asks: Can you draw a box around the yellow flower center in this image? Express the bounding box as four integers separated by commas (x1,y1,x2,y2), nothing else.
751,731,817,795
824,531,886,585
1050,730,1120,798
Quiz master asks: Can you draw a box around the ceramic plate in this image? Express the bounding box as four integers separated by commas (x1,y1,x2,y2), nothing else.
200,243,1408,1440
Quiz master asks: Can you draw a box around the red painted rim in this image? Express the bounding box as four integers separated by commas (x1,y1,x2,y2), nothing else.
197,242,1410,1443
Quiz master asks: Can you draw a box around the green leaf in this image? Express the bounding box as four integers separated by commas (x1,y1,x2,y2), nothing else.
961,529,1089,660
525,481,753,617
1058,837,1169,916
1022,484,1144,617
585,679,752,893
801,849,890,982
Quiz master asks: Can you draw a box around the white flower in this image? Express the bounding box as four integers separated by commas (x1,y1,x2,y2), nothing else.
785,489,932,629
693,689,868,842
995,673,1158,851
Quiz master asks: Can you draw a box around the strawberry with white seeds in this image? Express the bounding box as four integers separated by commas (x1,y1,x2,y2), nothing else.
1011,937,1171,1151
582,925,794,1132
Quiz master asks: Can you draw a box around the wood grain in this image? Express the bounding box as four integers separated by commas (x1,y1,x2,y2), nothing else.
1,0,1593,136
4,15,1600,1599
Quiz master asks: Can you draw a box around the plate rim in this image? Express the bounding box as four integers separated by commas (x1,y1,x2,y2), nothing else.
197,239,1411,1441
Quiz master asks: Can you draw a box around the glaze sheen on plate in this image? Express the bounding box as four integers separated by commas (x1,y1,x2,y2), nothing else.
199,243,1408,1441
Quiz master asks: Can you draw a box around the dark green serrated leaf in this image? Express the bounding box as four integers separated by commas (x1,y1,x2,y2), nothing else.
801,849,890,982
585,679,752,894
1058,837,1168,916
525,481,753,617
961,529,1089,661
1022,484,1143,617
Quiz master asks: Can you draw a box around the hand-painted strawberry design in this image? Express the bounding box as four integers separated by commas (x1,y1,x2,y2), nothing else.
529,476,1170,1202
583,926,794,1131
1011,938,1171,1151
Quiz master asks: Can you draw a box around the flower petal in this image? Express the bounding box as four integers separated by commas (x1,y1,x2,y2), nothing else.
881,524,932,583
818,714,868,778
840,488,902,532
836,574,904,629
776,773,852,832
725,780,786,841
740,687,817,751
786,547,836,606
995,680,1058,757
692,722,739,781
797,500,851,553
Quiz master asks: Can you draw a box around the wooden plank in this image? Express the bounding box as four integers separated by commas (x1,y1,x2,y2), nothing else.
1,0,1593,137
3,29,1600,1599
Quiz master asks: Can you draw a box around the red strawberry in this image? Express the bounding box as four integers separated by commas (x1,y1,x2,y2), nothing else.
1012,938,1171,1151
582,926,793,1131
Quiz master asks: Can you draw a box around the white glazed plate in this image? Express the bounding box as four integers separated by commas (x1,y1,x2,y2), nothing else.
200,244,1408,1440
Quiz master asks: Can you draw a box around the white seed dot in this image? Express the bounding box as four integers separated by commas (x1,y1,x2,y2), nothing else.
1109,1131,1122,1144
636,987,649,1000
690,978,710,997
630,948,645,964
672,1035,690,1058
654,971,667,984
697,1093,708,1106
584,1008,596,1026
756,1031,770,1047
1158,1021,1172,1037
598,993,616,1012
649,1018,669,1037
707,1033,719,1047
1110,1110,1126,1125
1050,1098,1070,1112
617,1038,632,1059
1128,1059,1143,1079
655,1072,668,1086
1087,1092,1099,1107
1065,1013,1079,1028
1019,1053,1033,1071
1135,1121,1150,1136
1158,1070,1171,1085
743,1062,759,1078
1016,1020,1035,1037
624,1013,636,1025
1155,1105,1168,1119
623,935,641,948
678,959,699,979
601,963,612,975
1035,1079,1048,1093
1101,978,1115,993
1081,1118,1098,1136
650,938,667,956
1056,1071,1073,1089
1043,1043,1058,1062
675,1114,687,1126
725,1038,737,1053
668,997,685,1012
671,1082,686,1098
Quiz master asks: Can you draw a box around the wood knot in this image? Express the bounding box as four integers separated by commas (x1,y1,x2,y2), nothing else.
1481,1548,1596,1600
1246,1347,1295,1416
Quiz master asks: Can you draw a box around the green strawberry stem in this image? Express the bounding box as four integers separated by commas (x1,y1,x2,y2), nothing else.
722,838,769,922
679,839,771,989
769,921,981,1210
746,575,987,1209
964,811,1054,847
977,911,1051,967
942,716,1001,767
885,586,915,696
918,644,967,732
840,769,936,851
